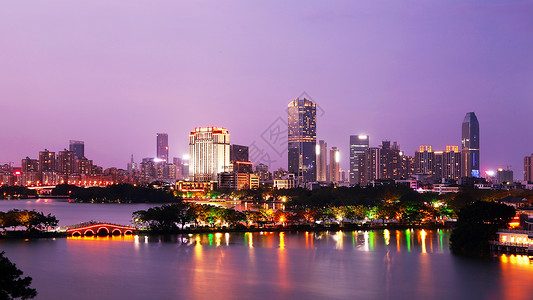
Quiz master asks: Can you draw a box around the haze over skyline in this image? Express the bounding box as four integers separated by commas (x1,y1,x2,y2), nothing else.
1,0,532,176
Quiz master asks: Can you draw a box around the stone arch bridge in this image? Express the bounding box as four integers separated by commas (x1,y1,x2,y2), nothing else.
66,222,137,237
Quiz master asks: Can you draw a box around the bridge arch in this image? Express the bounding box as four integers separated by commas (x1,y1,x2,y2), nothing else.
112,229,121,236
124,230,133,235
97,227,109,236
72,231,81,237
84,229,95,236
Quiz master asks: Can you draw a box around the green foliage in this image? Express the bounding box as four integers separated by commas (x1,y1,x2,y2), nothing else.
0,186,37,199
0,251,37,299
450,201,516,257
55,183,178,203
0,210,58,232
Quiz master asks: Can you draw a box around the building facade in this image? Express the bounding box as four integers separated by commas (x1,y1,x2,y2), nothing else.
349,135,369,185
316,140,327,182
156,133,169,162
329,147,340,183
230,144,249,162
525,154,533,183
69,140,85,159
288,97,317,184
189,127,230,182
461,112,480,178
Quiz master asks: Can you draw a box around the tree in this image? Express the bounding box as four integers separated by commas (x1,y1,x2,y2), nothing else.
450,201,515,257
0,251,37,299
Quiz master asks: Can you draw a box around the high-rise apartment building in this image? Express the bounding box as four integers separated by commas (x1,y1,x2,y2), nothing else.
69,140,85,159
414,145,435,175
189,127,230,182
461,112,480,178
524,154,533,182
316,140,328,182
288,97,317,184
329,147,340,183
156,133,169,162
58,149,75,175
38,149,55,172
349,135,369,184
21,157,39,173
442,146,461,181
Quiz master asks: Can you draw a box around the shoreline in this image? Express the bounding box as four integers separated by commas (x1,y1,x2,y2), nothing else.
0,223,449,240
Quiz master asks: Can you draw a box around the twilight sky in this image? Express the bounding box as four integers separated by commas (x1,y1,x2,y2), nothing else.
1,0,532,177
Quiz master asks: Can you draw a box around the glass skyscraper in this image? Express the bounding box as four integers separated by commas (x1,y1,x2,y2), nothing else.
69,140,84,159
288,97,316,184
349,135,369,184
461,112,480,178
156,133,169,162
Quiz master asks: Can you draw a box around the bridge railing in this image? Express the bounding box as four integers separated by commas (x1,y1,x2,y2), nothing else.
64,221,136,230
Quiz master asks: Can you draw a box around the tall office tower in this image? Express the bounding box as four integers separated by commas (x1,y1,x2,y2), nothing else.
525,154,533,182
254,163,271,181
349,135,369,184
442,146,461,181
69,140,85,159
288,97,317,184
38,149,55,172
58,149,75,175
230,144,249,162
316,140,328,182
329,147,340,183
156,133,169,162
461,112,480,178
189,127,230,182
414,145,435,175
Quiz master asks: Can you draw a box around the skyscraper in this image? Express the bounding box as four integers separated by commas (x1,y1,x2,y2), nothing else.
288,97,317,184
156,133,169,162
442,145,461,182
461,112,480,178
329,147,340,183
189,127,230,182
69,140,84,159
316,140,327,182
349,135,369,184
525,154,533,182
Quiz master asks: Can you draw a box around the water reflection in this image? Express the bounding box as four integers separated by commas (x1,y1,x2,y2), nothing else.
64,229,452,255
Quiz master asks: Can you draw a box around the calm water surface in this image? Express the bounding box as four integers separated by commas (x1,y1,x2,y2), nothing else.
1,200,533,300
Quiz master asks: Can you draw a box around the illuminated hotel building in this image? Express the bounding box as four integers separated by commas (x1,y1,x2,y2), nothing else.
316,140,327,182
329,147,340,183
156,133,169,162
349,135,369,184
189,127,230,182
461,112,480,178
58,149,76,175
288,97,317,184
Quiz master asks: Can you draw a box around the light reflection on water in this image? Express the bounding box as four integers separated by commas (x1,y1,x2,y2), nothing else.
2,230,533,299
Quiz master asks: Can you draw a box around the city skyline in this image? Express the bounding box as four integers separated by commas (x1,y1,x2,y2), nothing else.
1,1,532,176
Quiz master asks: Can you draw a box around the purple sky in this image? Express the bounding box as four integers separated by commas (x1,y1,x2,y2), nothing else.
1,0,532,178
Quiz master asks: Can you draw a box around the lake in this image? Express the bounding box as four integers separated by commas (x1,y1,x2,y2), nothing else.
1,199,533,300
